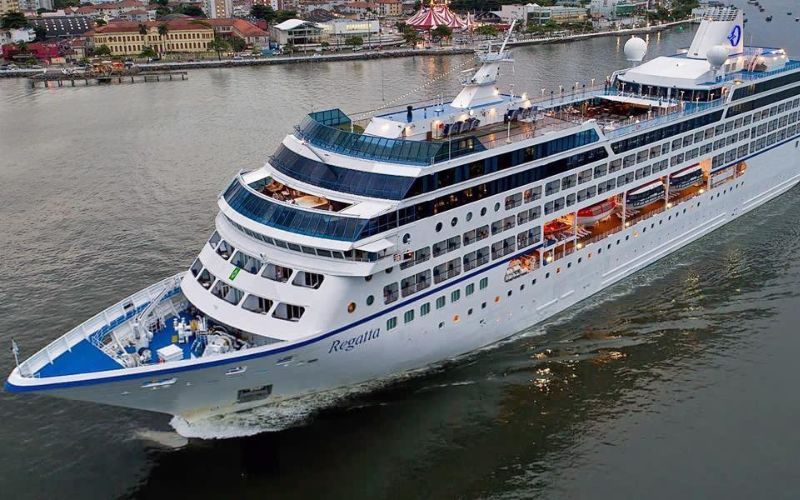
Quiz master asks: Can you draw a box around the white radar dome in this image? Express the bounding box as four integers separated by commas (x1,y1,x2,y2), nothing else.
624,36,648,63
707,44,730,69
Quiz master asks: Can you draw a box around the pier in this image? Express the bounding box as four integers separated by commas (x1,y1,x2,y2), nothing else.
28,71,188,88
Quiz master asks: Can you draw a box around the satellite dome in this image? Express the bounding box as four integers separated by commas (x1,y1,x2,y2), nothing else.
624,36,648,63
707,44,730,69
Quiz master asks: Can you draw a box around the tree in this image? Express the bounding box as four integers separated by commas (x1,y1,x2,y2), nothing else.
94,44,112,56
250,4,275,22
431,25,452,44
140,46,157,58
345,35,363,48
229,35,246,52
2,11,29,29
155,0,168,5
208,36,229,60
33,25,47,41
474,24,498,38
274,10,296,24
157,23,169,53
95,17,107,27
402,26,419,46
16,41,29,53
178,4,205,17
282,42,295,54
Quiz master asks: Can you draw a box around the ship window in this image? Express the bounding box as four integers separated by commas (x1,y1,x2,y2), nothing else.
190,258,203,278
451,290,461,302
231,251,264,274
366,295,374,306
523,186,542,202
420,303,430,316
545,180,560,196
463,247,489,271
216,240,235,260
272,303,305,322
491,237,516,260
383,283,399,304
433,236,461,257
401,270,431,296
208,231,221,249
491,216,516,235
387,317,397,330
211,281,244,306
561,174,576,190
433,258,461,284
292,271,325,289
505,193,522,210
263,263,293,283
578,169,593,184
404,309,415,324
480,277,488,289
197,269,215,289
466,283,475,296
436,296,446,309
242,294,273,314
463,225,489,246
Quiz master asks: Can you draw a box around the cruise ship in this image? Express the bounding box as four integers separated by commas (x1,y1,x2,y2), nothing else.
7,9,800,421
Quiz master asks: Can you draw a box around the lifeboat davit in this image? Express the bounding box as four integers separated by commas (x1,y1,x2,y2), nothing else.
669,165,704,192
577,199,616,225
626,180,665,209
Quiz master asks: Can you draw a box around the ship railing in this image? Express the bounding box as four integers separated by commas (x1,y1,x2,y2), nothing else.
16,273,186,378
604,98,726,139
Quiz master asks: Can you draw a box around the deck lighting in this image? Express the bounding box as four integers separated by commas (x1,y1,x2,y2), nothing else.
576,243,583,250
667,202,673,208
699,188,705,194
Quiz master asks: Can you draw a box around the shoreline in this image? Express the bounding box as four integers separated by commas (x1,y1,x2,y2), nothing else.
0,19,693,79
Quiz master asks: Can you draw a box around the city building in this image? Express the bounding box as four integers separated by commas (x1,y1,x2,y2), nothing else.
28,16,94,39
526,4,588,25
0,27,34,45
92,19,214,56
270,18,324,47
206,18,269,47
375,0,401,17
205,0,232,19
0,0,19,16
322,18,379,43
17,0,54,11
589,0,647,19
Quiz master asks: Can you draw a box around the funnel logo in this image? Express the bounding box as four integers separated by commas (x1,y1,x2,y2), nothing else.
728,25,742,47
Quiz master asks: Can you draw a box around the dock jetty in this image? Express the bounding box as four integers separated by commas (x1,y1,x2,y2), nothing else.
28,70,188,88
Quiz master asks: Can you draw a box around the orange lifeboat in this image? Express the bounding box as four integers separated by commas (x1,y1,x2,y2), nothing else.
577,199,616,225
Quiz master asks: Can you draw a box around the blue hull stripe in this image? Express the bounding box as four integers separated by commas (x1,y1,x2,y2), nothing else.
6,130,800,393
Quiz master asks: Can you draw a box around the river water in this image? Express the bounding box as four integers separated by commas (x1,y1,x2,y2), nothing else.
2,2,800,498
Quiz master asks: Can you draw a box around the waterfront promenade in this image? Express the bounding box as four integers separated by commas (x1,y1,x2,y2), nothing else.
0,19,692,78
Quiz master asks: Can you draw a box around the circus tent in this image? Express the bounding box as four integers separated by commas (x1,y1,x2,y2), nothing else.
405,1,470,30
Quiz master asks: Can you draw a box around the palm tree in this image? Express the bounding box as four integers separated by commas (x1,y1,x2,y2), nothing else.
157,23,169,54
208,36,229,61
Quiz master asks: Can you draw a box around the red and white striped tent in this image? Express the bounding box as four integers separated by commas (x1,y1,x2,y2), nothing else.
406,1,470,30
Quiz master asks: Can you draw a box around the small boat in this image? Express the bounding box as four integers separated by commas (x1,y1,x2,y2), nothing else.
626,181,665,209
669,165,704,192
577,199,616,225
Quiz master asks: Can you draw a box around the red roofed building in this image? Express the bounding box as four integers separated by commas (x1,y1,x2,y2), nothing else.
205,18,269,47
92,19,214,56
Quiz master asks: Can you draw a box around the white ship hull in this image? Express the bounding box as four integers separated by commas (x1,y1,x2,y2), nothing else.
8,139,799,420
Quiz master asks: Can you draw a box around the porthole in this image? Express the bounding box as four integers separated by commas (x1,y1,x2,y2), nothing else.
453,315,460,323
567,262,572,268
481,302,487,309
468,308,473,316
480,207,487,216
625,235,630,241
364,275,372,282
451,217,458,227
545,272,550,278
495,295,501,303
402,233,411,244
494,202,500,212
507,290,512,297
347,302,356,313
578,258,582,263
597,248,602,254
466,212,473,222
556,267,561,274
366,295,374,306
439,322,445,329
607,243,612,249
520,284,525,291
435,222,443,232
532,278,537,285
385,267,393,274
